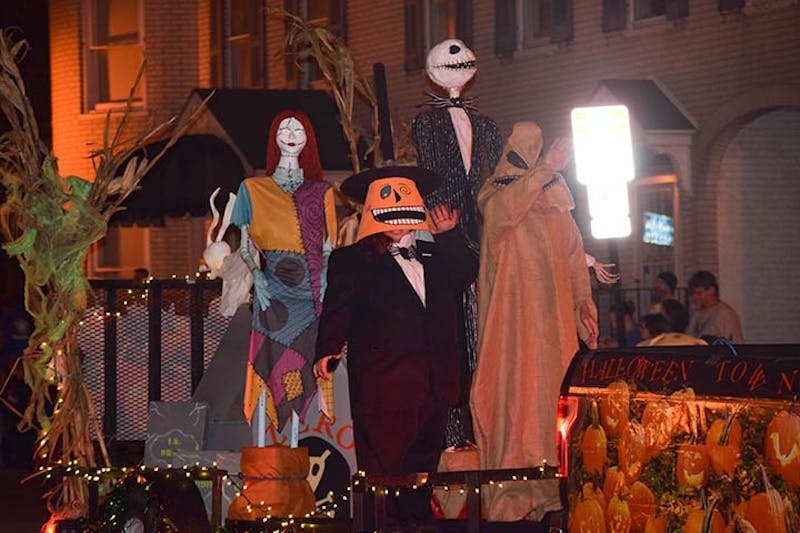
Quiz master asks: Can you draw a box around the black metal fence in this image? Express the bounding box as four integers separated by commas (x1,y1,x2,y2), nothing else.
79,280,687,443
80,279,231,442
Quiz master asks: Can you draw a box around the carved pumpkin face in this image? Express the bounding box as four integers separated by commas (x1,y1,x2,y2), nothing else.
600,380,630,438
425,39,476,94
642,400,674,458
765,410,800,488
581,400,608,476
571,495,606,533
628,481,656,532
677,444,708,489
619,421,646,482
606,495,632,533
357,177,432,241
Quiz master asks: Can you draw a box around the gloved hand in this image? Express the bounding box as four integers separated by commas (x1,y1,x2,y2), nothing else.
252,269,271,311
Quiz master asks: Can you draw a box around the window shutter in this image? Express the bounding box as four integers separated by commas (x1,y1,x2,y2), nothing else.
404,0,425,71
456,0,474,48
602,0,627,32
495,0,516,58
718,0,744,12
330,0,348,42
665,0,688,20
550,0,573,43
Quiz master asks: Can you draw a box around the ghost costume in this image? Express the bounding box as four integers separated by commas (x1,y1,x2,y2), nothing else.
470,122,596,521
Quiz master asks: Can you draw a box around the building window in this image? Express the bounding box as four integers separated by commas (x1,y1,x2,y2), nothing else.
88,226,150,279
404,0,472,71
284,0,347,88
83,0,144,111
603,0,687,32
495,0,572,58
634,0,665,20
210,0,265,88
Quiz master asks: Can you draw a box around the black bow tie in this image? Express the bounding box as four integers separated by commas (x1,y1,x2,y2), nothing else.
389,244,417,261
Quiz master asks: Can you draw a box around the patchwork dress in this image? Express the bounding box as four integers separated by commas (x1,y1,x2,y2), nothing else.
232,176,337,431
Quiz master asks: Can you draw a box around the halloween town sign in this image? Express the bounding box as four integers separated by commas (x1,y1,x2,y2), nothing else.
573,349,800,399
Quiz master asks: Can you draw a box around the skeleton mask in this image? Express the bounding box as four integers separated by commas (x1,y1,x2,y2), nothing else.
426,39,477,95
276,117,307,158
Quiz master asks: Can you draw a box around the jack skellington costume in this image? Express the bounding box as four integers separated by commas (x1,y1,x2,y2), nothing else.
412,39,502,447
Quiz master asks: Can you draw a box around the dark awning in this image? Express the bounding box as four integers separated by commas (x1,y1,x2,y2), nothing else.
111,134,245,226
191,88,353,171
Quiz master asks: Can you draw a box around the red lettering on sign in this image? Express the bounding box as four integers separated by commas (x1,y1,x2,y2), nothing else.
730,361,747,383
714,360,730,383
777,369,799,395
747,363,767,392
649,360,666,382
336,424,354,449
314,414,335,440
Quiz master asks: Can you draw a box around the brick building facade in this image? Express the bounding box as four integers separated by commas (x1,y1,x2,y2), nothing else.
49,0,800,341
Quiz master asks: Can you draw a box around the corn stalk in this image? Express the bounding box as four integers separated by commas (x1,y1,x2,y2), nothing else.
273,7,379,172
0,29,198,516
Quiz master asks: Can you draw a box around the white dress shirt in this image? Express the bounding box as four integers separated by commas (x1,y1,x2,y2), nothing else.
390,231,425,307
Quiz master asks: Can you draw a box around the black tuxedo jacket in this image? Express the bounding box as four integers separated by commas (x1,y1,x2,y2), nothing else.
315,229,478,415
412,108,502,251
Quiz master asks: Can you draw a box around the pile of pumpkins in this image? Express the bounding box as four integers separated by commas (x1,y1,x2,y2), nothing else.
568,380,800,532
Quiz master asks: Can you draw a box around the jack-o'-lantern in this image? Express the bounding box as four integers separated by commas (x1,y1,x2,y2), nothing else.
677,444,708,489
683,505,725,533
644,513,666,533
600,380,630,438
619,421,646,482
603,466,625,503
706,416,742,477
641,400,673,459
581,400,607,476
606,494,632,533
570,494,606,533
744,466,790,532
340,166,440,242
581,481,606,510
765,410,800,488
627,481,656,533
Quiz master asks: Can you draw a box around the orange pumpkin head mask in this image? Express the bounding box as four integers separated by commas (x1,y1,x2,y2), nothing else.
340,166,441,242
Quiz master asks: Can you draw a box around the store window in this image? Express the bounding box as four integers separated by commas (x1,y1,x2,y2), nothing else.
210,0,266,88
83,0,144,111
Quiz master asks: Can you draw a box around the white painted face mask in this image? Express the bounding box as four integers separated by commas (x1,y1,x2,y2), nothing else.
276,117,307,158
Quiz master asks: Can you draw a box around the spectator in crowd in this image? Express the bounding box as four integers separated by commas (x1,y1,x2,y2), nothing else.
601,300,641,348
638,313,670,343
687,270,744,343
649,270,678,314
661,298,690,333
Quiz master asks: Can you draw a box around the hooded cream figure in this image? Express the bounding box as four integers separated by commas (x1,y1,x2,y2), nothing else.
471,122,598,522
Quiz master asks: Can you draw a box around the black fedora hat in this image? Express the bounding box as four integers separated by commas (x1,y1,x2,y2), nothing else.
340,165,441,202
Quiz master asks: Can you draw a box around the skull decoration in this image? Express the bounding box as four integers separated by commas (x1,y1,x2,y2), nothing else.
425,38,477,96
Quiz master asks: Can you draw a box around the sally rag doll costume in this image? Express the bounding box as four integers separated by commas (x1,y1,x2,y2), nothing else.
232,110,337,432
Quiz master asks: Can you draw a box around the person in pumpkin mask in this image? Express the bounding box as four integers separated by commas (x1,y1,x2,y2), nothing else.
470,122,598,522
313,166,478,525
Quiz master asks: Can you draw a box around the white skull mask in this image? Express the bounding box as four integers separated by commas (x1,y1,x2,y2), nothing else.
425,39,477,95
276,117,307,157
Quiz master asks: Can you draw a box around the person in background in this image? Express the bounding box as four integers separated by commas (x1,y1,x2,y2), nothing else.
649,270,678,314
687,270,744,343
638,313,670,343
